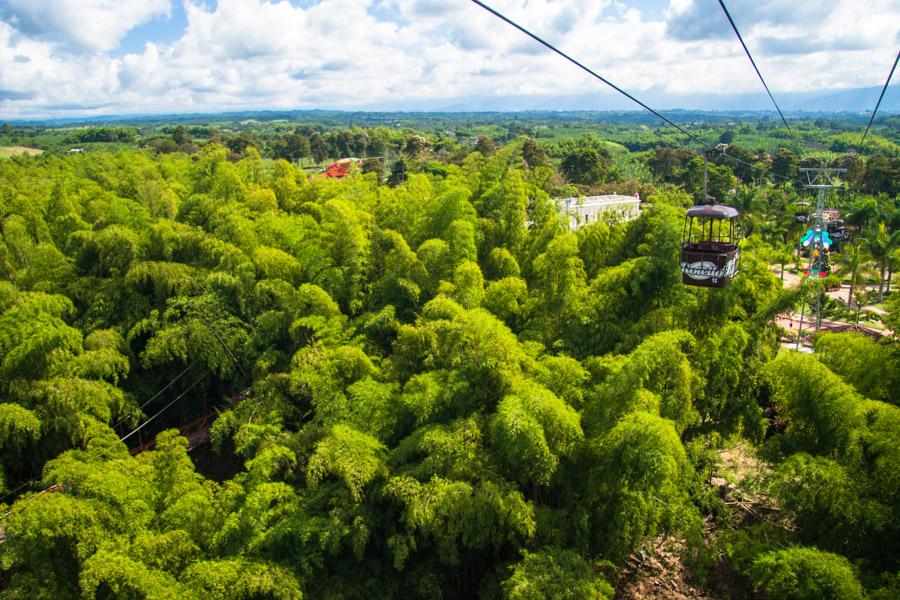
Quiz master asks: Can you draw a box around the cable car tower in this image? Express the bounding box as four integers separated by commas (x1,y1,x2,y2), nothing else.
799,167,846,279
796,166,845,335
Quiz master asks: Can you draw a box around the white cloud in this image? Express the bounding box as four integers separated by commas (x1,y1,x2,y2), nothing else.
4,0,171,52
0,0,898,118
660,0,900,93
0,20,120,110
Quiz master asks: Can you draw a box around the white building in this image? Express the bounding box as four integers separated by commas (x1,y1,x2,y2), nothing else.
557,194,641,229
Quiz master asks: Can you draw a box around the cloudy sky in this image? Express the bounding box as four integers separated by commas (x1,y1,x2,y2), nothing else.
0,0,897,118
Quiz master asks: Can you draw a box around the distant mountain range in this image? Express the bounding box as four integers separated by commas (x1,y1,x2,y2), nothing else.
5,85,896,125
359,85,899,113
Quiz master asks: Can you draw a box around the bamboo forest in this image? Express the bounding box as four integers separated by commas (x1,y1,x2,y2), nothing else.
0,114,897,600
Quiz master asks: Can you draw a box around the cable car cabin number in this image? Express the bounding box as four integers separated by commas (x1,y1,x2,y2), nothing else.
680,204,742,288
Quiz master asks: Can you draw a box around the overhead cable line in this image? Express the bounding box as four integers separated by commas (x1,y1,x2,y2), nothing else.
860,48,900,147
197,284,248,380
0,368,211,521
119,370,210,443
0,486,59,522
1,360,201,503
468,0,707,147
0,477,44,504
466,0,792,183
2,295,244,515
202,318,247,380
112,360,198,430
717,0,793,137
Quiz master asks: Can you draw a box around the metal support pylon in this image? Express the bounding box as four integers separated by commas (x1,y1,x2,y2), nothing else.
799,167,845,330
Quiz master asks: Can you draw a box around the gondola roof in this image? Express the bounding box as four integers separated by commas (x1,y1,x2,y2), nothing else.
686,204,740,219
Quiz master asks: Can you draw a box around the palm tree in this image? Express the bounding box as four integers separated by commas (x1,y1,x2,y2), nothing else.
887,246,900,296
845,195,879,231
834,243,873,306
732,183,760,214
757,221,789,248
882,208,900,295
852,288,868,323
865,223,900,302
775,242,794,280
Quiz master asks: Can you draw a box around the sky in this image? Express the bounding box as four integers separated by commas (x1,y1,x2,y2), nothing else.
0,0,897,119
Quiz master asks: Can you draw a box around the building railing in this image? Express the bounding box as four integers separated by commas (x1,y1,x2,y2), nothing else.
555,195,642,229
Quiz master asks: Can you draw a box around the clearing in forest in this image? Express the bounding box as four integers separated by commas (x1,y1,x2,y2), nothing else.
0,146,43,158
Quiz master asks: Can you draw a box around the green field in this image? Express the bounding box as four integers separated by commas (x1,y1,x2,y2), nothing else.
0,145,43,158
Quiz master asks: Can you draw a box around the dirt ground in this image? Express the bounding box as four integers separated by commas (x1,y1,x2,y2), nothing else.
614,268,890,599
615,535,753,600
614,443,772,600
616,536,713,600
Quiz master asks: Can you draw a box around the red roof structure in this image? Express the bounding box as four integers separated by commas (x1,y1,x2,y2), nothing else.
323,158,360,178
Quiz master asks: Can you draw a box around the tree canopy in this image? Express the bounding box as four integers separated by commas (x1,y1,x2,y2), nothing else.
0,126,897,599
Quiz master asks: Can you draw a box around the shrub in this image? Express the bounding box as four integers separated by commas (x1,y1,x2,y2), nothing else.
750,547,863,600
502,548,613,600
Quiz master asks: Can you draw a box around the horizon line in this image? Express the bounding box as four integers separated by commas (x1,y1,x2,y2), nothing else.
4,106,896,126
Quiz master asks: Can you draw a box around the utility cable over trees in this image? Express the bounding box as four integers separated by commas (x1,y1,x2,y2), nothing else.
0,7,898,597
466,0,794,185
0,367,212,522
0,127,894,598
717,0,793,137
860,48,900,147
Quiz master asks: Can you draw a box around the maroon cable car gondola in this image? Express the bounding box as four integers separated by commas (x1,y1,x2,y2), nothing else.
680,204,741,288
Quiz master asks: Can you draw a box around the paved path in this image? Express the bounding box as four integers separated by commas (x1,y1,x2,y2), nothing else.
773,268,802,289
770,266,891,340
770,267,888,312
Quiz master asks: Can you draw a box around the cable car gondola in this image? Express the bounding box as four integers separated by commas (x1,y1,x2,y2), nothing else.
794,201,810,223
826,218,848,251
680,204,741,288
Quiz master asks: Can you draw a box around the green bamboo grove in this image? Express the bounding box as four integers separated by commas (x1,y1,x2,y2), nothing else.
0,142,898,598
